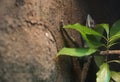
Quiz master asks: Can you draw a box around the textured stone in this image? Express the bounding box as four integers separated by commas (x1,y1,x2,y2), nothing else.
0,0,86,82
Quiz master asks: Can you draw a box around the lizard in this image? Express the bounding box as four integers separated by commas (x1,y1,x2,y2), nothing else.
81,14,96,82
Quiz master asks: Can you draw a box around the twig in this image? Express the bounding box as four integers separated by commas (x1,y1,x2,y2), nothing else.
100,50,120,55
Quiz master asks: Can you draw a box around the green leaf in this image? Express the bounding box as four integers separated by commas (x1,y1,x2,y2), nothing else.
81,33,103,48
107,42,119,49
95,24,109,39
64,23,104,48
110,20,120,36
86,35,104,48
96,63,111,82
111,71,120,82
64,23,103,37
57,47,97,57
94,56,105,67
109,34,120,44
94,24,105,41
109,20,120,43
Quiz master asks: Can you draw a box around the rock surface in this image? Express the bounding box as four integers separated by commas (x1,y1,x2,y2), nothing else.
0,0,87,82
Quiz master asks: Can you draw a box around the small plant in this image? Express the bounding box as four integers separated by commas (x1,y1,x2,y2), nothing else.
57,20,120,82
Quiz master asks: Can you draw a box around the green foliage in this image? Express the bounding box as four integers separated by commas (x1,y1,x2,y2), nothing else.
94,24,105,40
57,47,97,57
64,23,103,37
110,20,120,36
57,20,120,82
111,71,120,82
94,56,105,67
64,23,104,48
96,63,111,82
109,20,120,45
95,24,109,39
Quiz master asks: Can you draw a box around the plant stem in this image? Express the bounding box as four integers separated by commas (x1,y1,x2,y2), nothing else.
107,60,120,63
100,50,120,55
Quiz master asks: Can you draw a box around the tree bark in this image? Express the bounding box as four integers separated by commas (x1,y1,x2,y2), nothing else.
0,0,87,82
